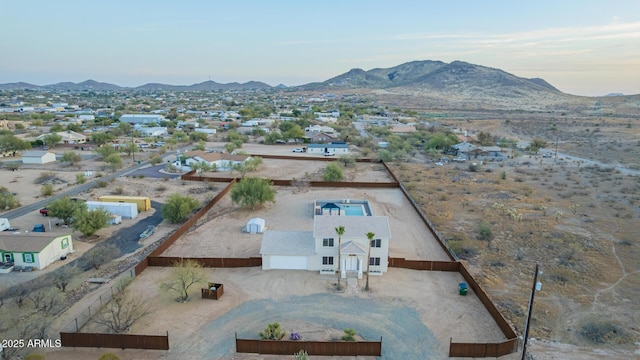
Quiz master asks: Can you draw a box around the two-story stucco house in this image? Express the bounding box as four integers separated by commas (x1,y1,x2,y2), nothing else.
260,200,390,279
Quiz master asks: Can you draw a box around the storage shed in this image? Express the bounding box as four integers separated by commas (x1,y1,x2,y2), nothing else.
245,218,266,234
22,150,56,164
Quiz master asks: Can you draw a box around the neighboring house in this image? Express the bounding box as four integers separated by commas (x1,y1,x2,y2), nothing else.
182,150,250,171
194,128,217,135
306,142,349,155
22,150,56,164
119,114,166,125
305,132,339,144
260,199,391,279
452,142,477,158
136,127,168,137
37,130,87,144
241,119,267,127
0,233,73,272
305,125,335,134
478,146,508,161
78,115,95,122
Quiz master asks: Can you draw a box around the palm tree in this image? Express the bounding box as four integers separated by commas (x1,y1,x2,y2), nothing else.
335,226,345,290
365,232,375,291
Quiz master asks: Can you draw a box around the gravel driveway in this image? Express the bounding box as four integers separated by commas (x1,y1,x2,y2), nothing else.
166,293,447,360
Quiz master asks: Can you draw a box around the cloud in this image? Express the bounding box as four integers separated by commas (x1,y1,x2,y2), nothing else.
387,21,640,48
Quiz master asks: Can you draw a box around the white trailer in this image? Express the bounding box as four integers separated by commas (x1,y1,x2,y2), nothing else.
85,201,138,219
0,218,11,231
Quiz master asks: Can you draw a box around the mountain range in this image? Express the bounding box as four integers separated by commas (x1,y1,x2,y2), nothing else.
0,60,565,98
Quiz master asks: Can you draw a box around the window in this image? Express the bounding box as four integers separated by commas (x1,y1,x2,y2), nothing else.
23,253,34,263
61,237,69,249
371,238,382,248
369,257,381,266
322,256,334,265
322,238,334,247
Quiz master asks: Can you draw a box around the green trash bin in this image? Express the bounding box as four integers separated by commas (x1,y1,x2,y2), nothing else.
137,160,141,164
458,282,468,296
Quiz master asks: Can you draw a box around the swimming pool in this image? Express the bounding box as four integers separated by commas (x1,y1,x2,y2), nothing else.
340,204,365,216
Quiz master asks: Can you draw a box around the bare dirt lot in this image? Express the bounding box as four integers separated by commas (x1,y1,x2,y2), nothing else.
163,187,451,261
388,114,640,358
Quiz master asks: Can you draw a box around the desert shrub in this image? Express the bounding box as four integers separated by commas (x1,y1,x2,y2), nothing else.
448,240,478,259
112,187,124,195
150,156,163,165
580,320,629,344
34,171,57,184
0,186,20,210
323,162,344,181
23,354,46,360
95,180,108,188
259,322,286,340
76,173,86,184
341,328,356,341
294,350,309,360
41,184,54,196
162,194,199,223
98,352,120,360
477,222,493,241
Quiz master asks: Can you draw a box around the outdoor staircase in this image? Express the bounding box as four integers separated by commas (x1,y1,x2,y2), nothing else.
345,277,360,294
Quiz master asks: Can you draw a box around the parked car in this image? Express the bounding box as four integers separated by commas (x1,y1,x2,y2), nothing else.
323,152,335,156
292,148,304,153
542,153,552,158
32,224,45,232
39,208,49,216
452,156,466,162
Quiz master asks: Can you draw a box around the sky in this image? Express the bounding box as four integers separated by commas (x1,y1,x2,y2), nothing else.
1,0,640,96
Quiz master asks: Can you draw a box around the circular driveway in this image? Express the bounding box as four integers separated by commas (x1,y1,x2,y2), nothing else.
167,293,447,359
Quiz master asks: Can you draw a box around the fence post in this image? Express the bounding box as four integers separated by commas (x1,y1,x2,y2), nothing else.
99,295,102,306
75,317,79,332
88,305,91,316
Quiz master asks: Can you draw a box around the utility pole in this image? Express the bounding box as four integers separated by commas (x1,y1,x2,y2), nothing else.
131,129,135,164
521,263,542,360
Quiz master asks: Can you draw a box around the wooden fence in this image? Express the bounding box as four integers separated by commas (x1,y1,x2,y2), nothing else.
181,173,398,188
449,338,518,357
458,263,518,340
128,157,518,357
236,337,382,356
147,256,262,268
388,258,460,271
387,257,518,357
60,332,169,350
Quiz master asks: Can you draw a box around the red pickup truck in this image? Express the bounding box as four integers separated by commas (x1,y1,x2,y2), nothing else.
39,208,49,216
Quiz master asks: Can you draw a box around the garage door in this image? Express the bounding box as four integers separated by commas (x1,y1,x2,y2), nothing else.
269,256,308,270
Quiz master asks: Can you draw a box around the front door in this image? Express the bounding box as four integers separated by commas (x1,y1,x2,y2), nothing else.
345,256,358,271
4,253,13,263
